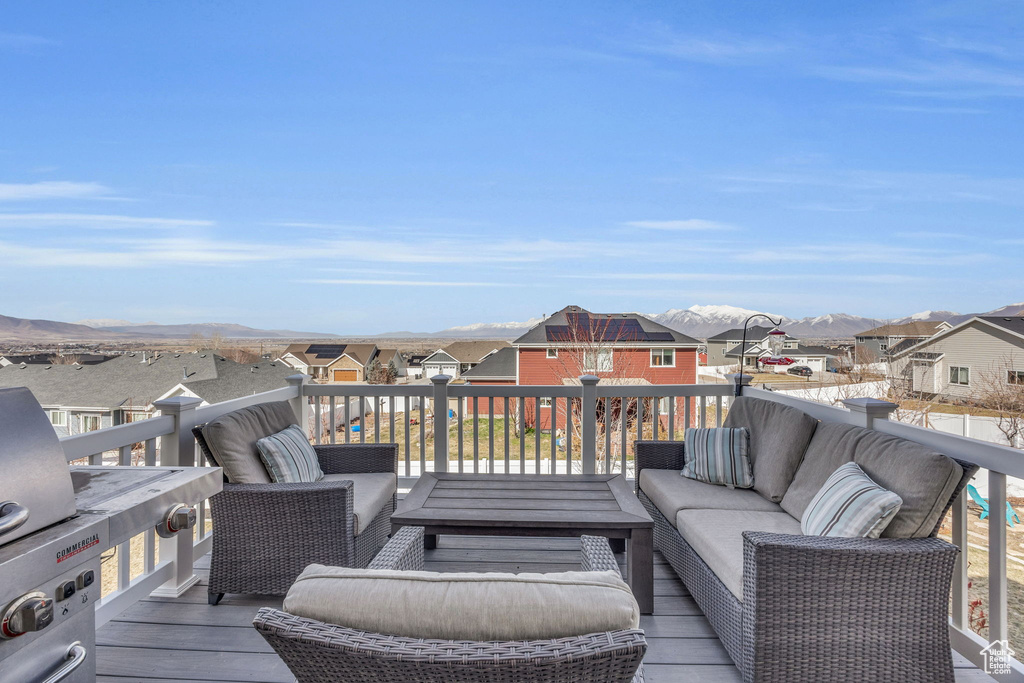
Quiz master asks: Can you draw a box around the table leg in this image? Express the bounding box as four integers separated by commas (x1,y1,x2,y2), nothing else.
424,534,438,550
627,528,654,615
609,538,626,554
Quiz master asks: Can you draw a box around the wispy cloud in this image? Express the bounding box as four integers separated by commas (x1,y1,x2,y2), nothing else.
302,279,514,287
0,32,56,50
0,213,214,228
624,219,737,231
0,181,113,201
732,243,989,267
871,104,988,114
621,24,787,64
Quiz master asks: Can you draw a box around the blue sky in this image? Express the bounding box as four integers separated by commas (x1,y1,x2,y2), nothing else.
1,1,1022,334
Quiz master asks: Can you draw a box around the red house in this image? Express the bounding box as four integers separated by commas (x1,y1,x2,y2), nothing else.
465,306,700,430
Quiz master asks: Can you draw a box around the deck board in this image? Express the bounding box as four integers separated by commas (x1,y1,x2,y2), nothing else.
96,534,994,682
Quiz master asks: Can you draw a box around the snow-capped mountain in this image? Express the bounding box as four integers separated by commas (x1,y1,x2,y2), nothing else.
432,318,543,338
425,303,1024,341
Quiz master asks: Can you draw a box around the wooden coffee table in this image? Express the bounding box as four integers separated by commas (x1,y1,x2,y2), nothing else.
392,473,655,614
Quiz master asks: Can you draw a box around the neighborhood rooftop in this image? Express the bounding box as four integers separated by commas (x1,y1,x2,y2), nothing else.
514,306,699,345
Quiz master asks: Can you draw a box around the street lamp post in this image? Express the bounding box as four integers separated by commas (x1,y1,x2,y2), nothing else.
736,314,785,396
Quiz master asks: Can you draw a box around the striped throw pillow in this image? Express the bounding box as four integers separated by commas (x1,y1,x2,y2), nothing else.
256,425,324,483
682,427,753,489
802,462,902,538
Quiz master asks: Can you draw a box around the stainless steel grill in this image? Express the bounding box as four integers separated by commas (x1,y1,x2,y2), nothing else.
0,387,221,682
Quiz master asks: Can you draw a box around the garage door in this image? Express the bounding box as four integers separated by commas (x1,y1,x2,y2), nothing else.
333,369,358,382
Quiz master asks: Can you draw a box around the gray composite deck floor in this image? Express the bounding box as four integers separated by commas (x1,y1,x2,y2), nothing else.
95,535,995,683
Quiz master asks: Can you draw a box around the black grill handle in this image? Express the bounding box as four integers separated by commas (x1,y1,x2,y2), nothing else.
0,501,29,537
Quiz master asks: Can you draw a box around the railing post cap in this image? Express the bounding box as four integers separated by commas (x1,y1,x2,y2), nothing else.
842,397,898,416
153,396,204,412
286,373,310,385
579,374,600,385
430,374,452,384
726,373,752,385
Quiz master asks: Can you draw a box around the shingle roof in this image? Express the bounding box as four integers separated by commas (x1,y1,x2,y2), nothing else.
0,351,295,409
885,338,920,356
724,343,833,359
979,316,1024,337
341,344,378,366
422,350,458,365
461,347,516,379
441,340,511,363
706,325,777,342
855,321,947,338
514,306,698,346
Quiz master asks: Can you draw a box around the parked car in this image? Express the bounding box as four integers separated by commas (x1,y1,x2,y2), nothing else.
786,365,813,377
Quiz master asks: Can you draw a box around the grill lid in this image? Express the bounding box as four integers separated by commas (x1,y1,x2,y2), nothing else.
0,387,77,546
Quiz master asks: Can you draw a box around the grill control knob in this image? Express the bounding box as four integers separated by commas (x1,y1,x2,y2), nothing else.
1,592,54,639
156,503,196,538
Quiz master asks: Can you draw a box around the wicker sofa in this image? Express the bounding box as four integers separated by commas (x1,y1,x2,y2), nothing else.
192,400,397,604
635,395,977,683
253,526,647,683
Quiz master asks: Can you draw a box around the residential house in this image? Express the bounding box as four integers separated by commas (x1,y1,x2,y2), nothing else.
513,306,700,429
372,348,408,378
889,316,1024,401
420,341,510,379
277,343,385,382
461,347,516,416
707,326,834,373
0,350,296,437
854,320,951,363
404,354,428,379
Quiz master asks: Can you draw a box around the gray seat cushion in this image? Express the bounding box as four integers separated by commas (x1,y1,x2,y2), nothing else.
676,509,803,600
201,401,298,483
322,473,397,535
723,397,818,503
780,421,963,538
640,469,783,522
284,564,640,640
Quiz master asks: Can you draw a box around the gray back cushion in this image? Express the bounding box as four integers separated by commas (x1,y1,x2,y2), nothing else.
781,421,963,538
201,401,298,483
723,396,818,503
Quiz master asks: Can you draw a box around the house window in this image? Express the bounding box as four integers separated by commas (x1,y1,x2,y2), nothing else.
49,410,66,427
583,349,613,372
127,411,150,423
546,348,558,359
949,366,970,386
783,341,797,349
879,343,889,352
1008,370,1024,385
81,415,101,432
650,349,675,367
540,397,553,408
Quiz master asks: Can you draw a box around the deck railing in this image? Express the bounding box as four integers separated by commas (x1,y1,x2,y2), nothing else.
54,371,1024,677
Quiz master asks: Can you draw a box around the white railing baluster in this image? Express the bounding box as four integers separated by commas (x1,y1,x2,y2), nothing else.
344,396,352,444
604,397,611,474
488,398,495,473
314,399,322,444
373,396,380,444
620,398,627,473
535,397,542,475
457,397,464,474
404,403,411,477
504,398,510,474
684,396,692,429
715,396,723,427
700,395,707,427
389,396,395,447
359,396,366,444
519,396,526,472
419,400,426,473
473,398,480,473
653,398,660,441
329,396,336,445
550,398,557,474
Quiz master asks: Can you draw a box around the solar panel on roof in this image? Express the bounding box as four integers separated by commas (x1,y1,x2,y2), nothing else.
306,344,346,356
647,332,675,341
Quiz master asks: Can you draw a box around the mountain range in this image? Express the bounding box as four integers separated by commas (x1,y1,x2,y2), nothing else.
424,303,1024,340
1,303,1022,343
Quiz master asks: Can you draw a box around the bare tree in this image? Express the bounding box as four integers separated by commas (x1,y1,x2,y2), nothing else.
546,312,664,472
973,355,1024,448
48,353,81,365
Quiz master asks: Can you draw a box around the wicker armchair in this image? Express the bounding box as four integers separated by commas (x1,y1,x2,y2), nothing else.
253,527,647,683
635,439,977,683
193,418,397,605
